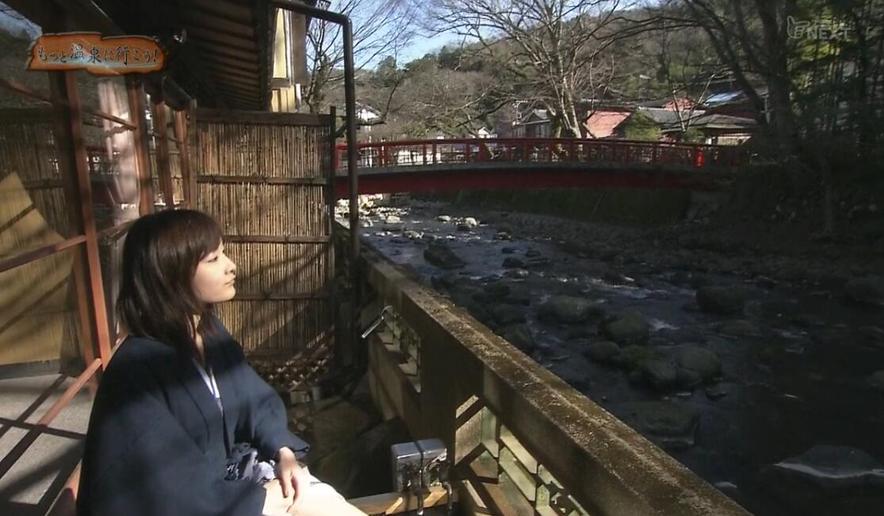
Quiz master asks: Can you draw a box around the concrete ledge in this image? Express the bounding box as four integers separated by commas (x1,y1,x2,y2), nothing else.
352,235,749,516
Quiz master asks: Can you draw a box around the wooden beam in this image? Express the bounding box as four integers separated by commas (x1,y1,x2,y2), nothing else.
0,236,86,275
50,71,112,365
174,109,195,208
197,52,261,74
196,108,330,126
233,292,331,301
0,360,102,480
184,24,258,50
197,175,327,186
201,64,260,83
125,76,154,215
150,99,176,207
347,486,453,515
210,84,261,98
191,39,260,63
180,9,255,39
222,234,331,244
0,78,135,129
207,72,261,89
188,0,253,21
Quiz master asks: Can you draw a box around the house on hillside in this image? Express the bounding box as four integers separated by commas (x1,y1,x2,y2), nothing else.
583,108,632,138
511,108,552,137
662,113,757,145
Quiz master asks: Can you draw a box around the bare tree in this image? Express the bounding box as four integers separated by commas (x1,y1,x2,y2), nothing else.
423,0,640,137
645,12,723,136
304,0,416,113
677,0,798,151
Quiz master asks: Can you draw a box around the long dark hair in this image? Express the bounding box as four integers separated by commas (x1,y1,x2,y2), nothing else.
117,209,223,355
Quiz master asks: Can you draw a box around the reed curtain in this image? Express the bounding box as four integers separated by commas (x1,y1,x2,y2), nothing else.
192,109,335,359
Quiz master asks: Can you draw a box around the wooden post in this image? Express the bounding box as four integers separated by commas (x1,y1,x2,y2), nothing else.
125,76,154,215
173,109,194,208
151,98,175,208
49,71,113,366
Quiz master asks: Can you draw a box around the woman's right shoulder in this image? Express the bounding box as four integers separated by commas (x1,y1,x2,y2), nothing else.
103,336,177,379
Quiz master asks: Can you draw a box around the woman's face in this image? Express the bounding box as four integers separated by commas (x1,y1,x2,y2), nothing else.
192,242,237,305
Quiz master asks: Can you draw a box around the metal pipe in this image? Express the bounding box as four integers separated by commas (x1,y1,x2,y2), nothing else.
269,0,361,352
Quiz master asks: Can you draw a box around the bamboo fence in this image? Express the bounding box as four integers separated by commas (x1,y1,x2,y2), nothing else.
0,109,81,368
193,109,334,360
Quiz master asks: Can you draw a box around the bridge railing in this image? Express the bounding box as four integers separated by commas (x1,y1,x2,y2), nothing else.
334,138,746,173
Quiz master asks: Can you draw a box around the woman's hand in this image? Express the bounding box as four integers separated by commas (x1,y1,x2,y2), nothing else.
262,479,293,516
276,447,310,502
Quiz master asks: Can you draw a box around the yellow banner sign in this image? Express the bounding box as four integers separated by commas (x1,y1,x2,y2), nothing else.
28,33,165,75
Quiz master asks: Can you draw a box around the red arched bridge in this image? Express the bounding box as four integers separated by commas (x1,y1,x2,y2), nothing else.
332,138,746,198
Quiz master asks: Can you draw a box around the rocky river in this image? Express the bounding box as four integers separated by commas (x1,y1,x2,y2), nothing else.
341,197,884,516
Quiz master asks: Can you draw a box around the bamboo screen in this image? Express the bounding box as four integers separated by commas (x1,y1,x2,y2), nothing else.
193,109,334,357
148,101,185,206
0,109,82,369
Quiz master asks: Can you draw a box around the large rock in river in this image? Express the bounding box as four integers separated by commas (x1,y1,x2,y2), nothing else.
612,401,700,449
677,346,722,383
844,276,884,307
584,340,620,364
642,359,678,390
423,242,465,269
537,295,605,324
501,324,536,353
600,311,650,345
867,370,884,392
760,445,884,501
696,286,747,315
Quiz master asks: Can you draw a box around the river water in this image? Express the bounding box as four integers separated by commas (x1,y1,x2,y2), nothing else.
345,198,884,516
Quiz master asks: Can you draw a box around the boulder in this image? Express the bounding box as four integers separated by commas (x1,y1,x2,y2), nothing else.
868,370,884,392
642,359,678,390
423,243,465,269
718,319,762,338
696,286,747,315
503,269,529,279
613,401,700,449
502,257,525,269
484,282,511,300
526,257,551,268
501,324,535,353
761,445,884,494
845,276,884,307
612,345,655,371
584,340,620,364
677,368,704,389
491,304,526,325
436,215,451,222
600,311,650,345
677,346,722,382
538,295,605,324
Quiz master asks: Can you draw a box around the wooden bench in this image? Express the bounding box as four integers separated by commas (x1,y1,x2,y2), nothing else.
45,464,453,516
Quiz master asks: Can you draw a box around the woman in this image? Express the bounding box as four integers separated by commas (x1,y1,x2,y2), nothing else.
77,210,363,516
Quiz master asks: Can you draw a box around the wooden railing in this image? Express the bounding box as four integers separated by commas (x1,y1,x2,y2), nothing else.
334,138,746,173
343,225,749,516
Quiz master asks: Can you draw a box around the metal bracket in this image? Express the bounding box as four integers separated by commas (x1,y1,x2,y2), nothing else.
360,304,392,339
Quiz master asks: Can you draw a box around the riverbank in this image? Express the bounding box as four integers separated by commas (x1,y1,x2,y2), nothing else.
346,194,884,516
